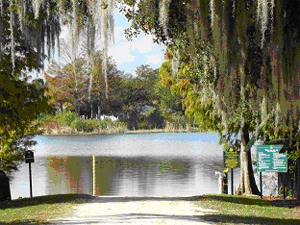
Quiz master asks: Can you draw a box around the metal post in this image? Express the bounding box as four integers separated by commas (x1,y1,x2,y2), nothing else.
93,156,96,196
223,170,228,194
260,172,262,199
29,162,33,198
231,168,234,195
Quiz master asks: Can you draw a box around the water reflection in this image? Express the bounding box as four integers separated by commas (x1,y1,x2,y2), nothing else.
46,156,195,196
10,133,242,199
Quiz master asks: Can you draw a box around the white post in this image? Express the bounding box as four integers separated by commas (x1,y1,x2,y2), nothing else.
215,171,223,194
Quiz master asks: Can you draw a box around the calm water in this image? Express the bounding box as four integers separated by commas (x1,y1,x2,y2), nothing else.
10,133,241,199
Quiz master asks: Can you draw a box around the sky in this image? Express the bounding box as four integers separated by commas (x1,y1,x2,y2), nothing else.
40,8,166,78
108,9,166,76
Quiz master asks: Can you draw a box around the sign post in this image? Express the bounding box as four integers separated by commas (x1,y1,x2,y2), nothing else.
25,150,34,198
223,147,240,195
257,145,286,199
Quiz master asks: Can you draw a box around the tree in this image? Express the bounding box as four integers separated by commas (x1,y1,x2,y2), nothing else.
87,52,124,118
45,59,88,115
0,0,53,173
45,51,123,118
157,61,191,128
119,0,300,195
0,0,118,172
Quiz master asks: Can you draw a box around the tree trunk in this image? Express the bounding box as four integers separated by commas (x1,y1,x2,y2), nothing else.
87,15,95,119
102,9,109,109
236,124,261,196
97,105,101,120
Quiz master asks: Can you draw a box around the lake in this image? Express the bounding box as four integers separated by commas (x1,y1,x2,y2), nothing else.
10,133,242,199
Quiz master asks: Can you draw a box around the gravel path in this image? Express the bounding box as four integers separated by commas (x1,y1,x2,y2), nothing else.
50,196,217,224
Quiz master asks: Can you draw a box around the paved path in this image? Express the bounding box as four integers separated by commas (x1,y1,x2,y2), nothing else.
50,196,217,224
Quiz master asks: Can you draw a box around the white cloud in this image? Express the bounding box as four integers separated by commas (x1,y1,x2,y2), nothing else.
145,54,164,65
114,26,127,43
108,42,136,65
131,35,155,54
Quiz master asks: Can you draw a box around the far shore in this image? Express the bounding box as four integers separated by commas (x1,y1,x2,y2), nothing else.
37,127,217,136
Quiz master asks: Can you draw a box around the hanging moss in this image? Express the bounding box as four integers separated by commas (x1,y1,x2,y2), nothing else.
0,0,115,78
151,0,300,132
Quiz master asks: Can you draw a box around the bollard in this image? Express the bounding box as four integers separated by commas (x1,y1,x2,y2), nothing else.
215,171,223,194
223,169,228,194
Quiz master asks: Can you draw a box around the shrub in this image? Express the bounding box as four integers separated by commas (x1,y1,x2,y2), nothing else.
82,120,96,132
54,110,78,126
71,119,84,132
62,110,77,126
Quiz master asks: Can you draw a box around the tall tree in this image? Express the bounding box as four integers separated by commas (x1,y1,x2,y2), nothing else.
0,0,52,172
0,0,117,171
1,0,116,114
45,58,88,115
45,51,122,118
120,0,300,195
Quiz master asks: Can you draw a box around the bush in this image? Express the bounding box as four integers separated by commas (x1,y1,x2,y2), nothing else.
83,120,95,132
62,110,77,126
70,119,84,132
145,108,165,129
54,110,78,126
35,111,128,134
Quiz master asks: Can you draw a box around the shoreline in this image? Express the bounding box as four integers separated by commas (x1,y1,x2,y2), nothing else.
37,127,217,136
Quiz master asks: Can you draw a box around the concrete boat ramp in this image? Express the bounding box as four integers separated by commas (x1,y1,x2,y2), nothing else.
49,196,218,224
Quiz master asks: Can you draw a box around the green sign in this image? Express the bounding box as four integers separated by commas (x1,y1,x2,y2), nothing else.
257,145,287,172
223,147,240,168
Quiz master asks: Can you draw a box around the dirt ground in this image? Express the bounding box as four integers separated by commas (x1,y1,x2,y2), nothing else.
49,196,218,224
264,196,300,208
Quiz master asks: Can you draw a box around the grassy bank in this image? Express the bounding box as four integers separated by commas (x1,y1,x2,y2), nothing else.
37,122,200,135
191,194,300,224
0,194,95,224
34,111,203,135
34,111,129,135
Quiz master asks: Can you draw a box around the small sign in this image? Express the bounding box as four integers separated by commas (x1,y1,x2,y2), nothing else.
223,147,240,168
25,150,34,163
257,145,286,172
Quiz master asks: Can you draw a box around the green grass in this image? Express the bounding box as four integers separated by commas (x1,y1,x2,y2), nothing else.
191,194,300,224
0,194,96,224
3,193,298,224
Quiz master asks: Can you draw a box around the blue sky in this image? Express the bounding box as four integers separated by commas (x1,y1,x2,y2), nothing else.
109,9,166,76
40,9,166,78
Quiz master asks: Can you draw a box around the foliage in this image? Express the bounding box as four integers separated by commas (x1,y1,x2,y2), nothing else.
0,76,51,172
156,62,188,127
36,110,128,135
45,58,88,114
0,1,53,173
121,0,300,195
45,51,123,118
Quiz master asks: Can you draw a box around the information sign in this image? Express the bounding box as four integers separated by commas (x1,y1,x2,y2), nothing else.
25,150,34,163
223,147,240,168
257,145,287,172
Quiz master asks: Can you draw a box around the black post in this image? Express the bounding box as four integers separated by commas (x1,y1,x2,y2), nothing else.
260,172,263,199
231,168,234,195
223,170,228,194
29,162,33,198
